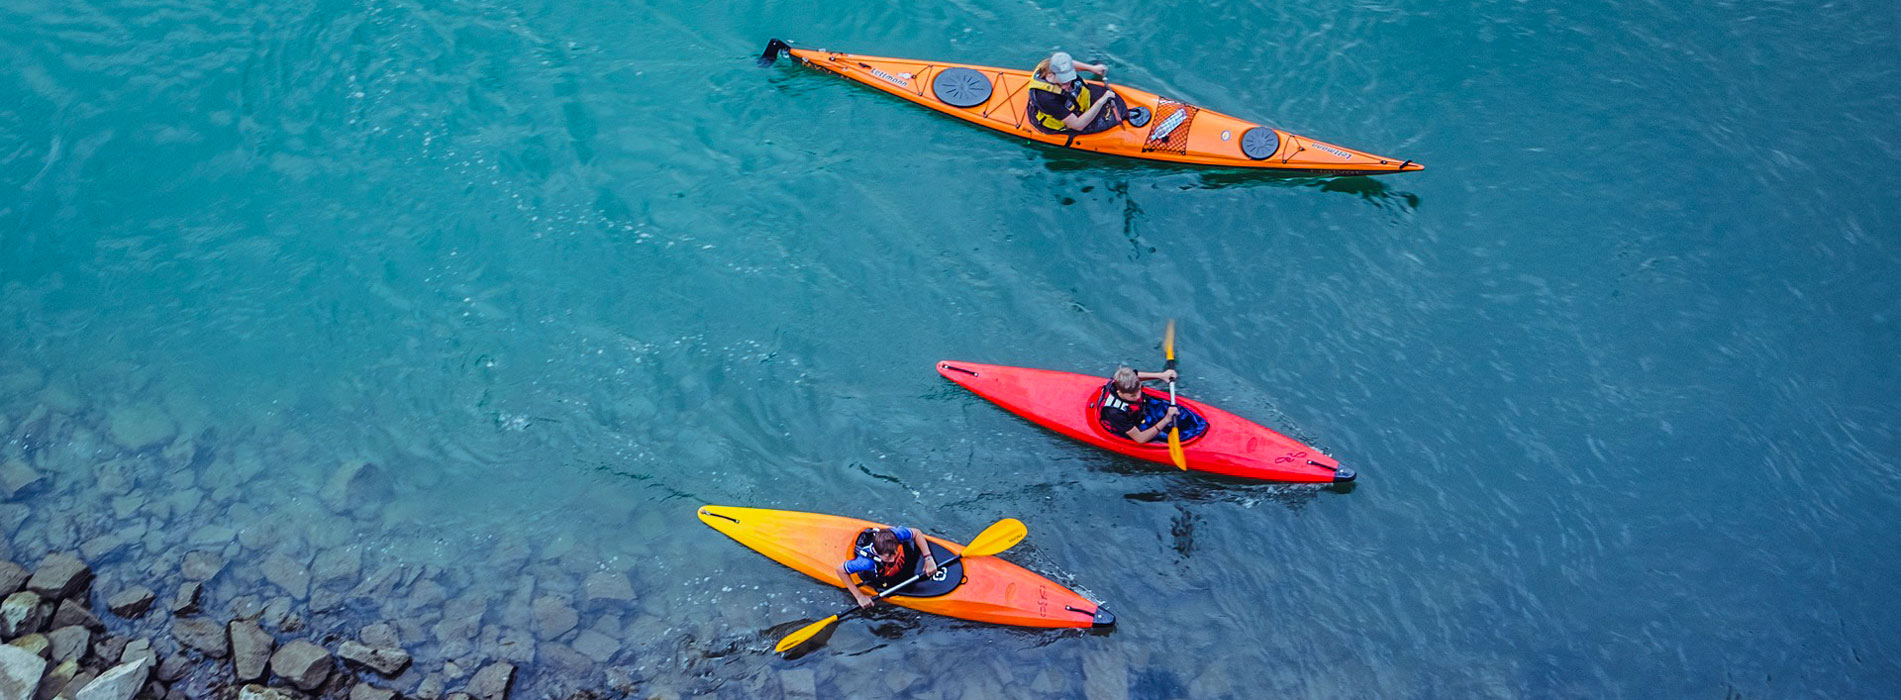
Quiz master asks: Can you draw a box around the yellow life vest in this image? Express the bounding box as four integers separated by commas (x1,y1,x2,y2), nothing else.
1027,76,1092,131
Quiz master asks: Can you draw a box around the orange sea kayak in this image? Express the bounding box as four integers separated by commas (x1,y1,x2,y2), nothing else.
697,505,1114,629
758,39,1421,175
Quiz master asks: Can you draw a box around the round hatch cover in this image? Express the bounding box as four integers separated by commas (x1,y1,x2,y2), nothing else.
932,67,992,108
1240,127,1279,160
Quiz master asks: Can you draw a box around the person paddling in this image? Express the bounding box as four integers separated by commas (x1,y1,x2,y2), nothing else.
1097,365,1184,443
836,526,939,608
1028,51,1128,134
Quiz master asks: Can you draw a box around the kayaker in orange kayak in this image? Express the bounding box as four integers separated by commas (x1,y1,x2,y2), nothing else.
835,526,939,608
1028,51,1128,134
1097,365,1197,443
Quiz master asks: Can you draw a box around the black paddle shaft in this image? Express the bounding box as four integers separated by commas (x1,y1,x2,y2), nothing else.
829,553,965,620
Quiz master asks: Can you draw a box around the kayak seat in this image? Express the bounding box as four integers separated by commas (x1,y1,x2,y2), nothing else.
1027,83,1124,136
853,540,965,598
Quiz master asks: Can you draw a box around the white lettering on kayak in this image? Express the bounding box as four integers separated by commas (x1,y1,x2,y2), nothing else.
868,67,911,87
1313,143,1351,159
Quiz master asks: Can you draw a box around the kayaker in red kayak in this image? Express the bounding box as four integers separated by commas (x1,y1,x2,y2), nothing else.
1097,366,1186,443
1028,51,1128,134
835,526,939,608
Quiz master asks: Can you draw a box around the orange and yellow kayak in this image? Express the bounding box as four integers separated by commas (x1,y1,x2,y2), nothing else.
697,505,1113,629
758,39,1422,175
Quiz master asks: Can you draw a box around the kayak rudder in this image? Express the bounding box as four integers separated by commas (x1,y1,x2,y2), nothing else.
758,38,794,67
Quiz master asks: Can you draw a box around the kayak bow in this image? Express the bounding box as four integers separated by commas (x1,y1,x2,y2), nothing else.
759,38,1421,175
937,361,1353,483
698,505,1114,629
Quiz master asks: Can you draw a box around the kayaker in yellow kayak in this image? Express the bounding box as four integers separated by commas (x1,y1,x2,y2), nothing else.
1097,365,1183,443
835,526,939,608
1028,51,1129,134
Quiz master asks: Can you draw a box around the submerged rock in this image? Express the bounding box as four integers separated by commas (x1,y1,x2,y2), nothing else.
107,404,176,452
357,624,399,649
25,555,91,602
320,461,390,511
227,620,272,683
347,685,392,700
336,642,409,678
168,584,200,616
32,659,76,700
310,549,360,589
268,641,330,691
529,596,576,641
105,588,154,619
179,553,223,582
260,554,310,600
580,572,634,604
0,460,42,500
0,645,46,700
569,631,618,664
237,684,304,700
463,663,513,700
168,618,226,659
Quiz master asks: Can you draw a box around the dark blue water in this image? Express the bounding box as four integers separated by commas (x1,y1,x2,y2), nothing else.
3,0,1897,697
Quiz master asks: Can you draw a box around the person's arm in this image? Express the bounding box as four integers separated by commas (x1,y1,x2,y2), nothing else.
1135,369,1178,383
907,528,939,577
837,562,876,608
1123,405,1180,443
1063,97,1112,131
1077,60,1108,78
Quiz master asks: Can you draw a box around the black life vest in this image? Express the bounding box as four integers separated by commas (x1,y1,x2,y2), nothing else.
1028,76,1093,131
852,528,922,589
1097,382,1163,435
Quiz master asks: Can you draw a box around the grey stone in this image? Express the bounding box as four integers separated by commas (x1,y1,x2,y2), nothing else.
152,655,189,684
0,459,42,499
0,592,47,638
0,507,28,542
105,588,154,619
569,630,618,663
108,497,143,521
77,536,126,562
33,659,76,700
580,572,635,603
48,602,101,633
236,685,303,700
25,555,91,602
226,620,271,682
114,640,152,669
414,675,443,700
86,637,127,669
260,554,309,600
0,645,46,700
0,563,25,598
258,599,292,630
73,659,148,700
43,628,88,664
306,589,343,615
267,640,329,691
5,634,47,658
358,623,399,648
444,694,470,700
1082,649,1129,700
320,461,389,510
107,404,175,451
463,663,512,700
186,526,232,547
228,596,263,621
310,549,360,588
178,553,222,582
168,618,225,658
167,584,199,616
347,685,392,700
530,596,575,641
336,642,409,677
536,644,591,674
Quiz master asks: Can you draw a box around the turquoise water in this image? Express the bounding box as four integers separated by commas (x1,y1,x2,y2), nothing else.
3,0,1898,697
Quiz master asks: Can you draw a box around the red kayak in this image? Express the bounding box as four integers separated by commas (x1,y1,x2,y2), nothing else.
937,361,1351,483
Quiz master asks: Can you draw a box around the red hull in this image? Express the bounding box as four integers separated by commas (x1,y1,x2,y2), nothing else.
937,361,1351,483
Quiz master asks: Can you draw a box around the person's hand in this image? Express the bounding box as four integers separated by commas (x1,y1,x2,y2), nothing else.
854,593,876,609
922,560,938,578
1160,369,1178,383
1104,89,1118,100
1162,406,1180,426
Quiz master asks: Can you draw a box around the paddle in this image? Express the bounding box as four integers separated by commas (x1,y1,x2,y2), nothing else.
1163,320,1187,470
773,518,1028,654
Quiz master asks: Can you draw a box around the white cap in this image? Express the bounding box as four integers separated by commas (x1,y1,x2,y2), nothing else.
1049,52,1078,83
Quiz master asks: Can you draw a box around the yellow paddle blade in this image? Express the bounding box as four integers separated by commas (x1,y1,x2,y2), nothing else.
963,518,1027,557
1163,319,1176,361
1168,427,1187,470
775,614,841,653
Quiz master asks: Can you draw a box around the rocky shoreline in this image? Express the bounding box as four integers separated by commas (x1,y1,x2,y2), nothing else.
2,551,517,700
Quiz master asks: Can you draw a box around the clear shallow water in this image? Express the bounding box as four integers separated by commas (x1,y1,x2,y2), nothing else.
2,0,1898,697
